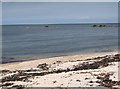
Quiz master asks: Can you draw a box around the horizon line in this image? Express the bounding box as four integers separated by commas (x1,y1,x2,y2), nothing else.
1,22,118,25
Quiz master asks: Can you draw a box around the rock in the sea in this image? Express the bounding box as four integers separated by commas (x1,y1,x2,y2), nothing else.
45,26,48,27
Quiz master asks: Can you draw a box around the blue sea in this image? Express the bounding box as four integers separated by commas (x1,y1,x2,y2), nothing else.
2,24,118,63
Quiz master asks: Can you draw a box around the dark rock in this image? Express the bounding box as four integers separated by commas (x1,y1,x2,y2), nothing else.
86,58,92,60
56,61,62,63
45,26,48,27
37,63,49,70
96,81,101,83
0,70,12,73
11,85,24,89
2,83,14,87
53,81,57,83
97,76,102,79
76,79,81,82
89,81,93,83
85,78,89,80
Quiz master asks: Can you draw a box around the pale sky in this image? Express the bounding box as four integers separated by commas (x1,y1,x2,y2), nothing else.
1,0,120,2
2,2,118,25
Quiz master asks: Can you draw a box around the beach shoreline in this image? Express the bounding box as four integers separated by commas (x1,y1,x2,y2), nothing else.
0,51,118,71
0,51,120,88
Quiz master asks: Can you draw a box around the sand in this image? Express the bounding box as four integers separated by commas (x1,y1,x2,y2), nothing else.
0,52,120,89
1,51,120,88
0,51,117,71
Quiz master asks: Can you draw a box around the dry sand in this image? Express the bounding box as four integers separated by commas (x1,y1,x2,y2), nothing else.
0,51,120,88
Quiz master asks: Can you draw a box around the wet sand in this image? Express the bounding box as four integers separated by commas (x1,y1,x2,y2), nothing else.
0,51,118,71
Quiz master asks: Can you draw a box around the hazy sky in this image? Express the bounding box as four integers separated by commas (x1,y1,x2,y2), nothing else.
2,2,118,25
1,0,120,2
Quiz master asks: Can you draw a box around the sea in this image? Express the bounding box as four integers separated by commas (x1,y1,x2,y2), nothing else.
2,23,118,63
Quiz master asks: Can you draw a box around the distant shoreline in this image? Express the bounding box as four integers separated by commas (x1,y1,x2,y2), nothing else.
2,23,118,26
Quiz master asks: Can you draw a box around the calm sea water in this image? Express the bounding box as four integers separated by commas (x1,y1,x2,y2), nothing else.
2,24,118,63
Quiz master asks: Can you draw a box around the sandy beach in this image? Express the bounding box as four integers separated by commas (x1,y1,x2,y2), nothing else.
0,51,120,88
0,51,118,71
1,1,119,89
